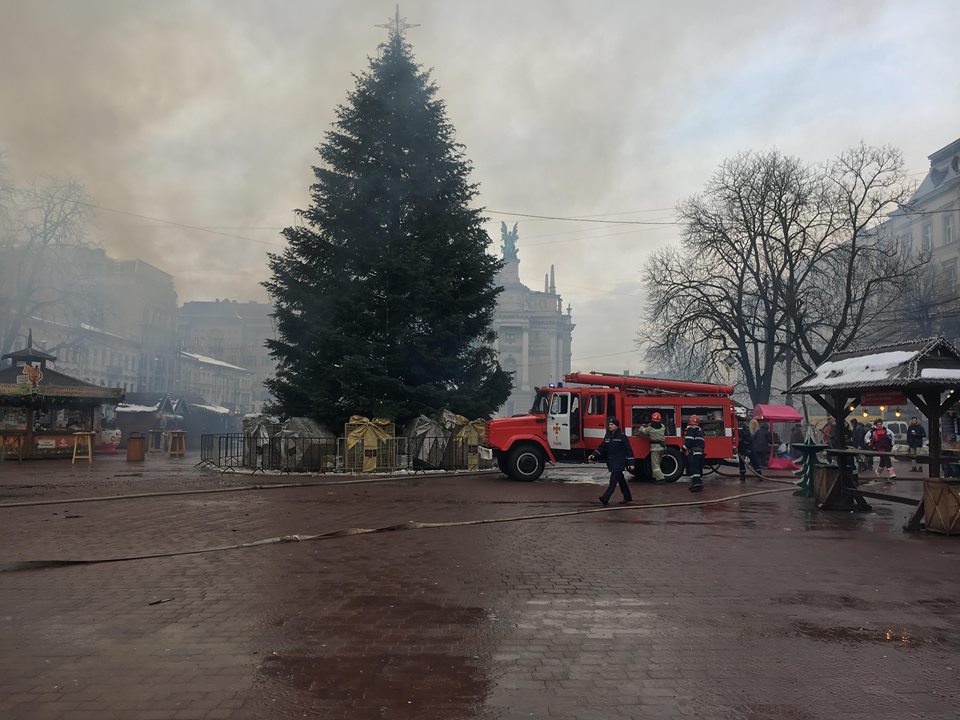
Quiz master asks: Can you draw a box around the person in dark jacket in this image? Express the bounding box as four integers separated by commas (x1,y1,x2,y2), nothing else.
749,422,771,471
851,418,871,472
737,419,751,482
906,417,926,472
589,417,635,506
684,415,706,492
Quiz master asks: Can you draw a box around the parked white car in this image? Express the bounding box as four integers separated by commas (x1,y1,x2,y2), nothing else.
884,420,909,444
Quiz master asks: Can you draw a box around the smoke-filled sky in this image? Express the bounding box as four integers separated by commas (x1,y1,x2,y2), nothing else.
2,0,958,374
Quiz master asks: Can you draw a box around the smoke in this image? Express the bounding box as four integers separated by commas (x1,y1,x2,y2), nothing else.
1,0,958,371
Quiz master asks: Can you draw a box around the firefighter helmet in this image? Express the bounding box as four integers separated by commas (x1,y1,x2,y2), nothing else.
650,412,662,422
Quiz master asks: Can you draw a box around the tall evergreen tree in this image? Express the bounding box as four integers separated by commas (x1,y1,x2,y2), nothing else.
264,30,511,427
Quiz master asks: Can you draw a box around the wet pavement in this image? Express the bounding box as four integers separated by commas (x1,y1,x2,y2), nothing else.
1,454,958,719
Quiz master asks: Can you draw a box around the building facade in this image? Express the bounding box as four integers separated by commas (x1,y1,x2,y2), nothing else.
885,136,960,339
177,351,253,411
177,299,277,413
25,317,141,393
492,223,574,417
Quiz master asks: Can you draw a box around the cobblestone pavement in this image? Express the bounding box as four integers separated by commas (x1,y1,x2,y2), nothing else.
1,454,958,719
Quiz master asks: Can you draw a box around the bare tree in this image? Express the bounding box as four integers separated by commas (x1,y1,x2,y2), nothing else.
640,144,920,405
888,255,960,340
780,143,920,372
0,174,100,356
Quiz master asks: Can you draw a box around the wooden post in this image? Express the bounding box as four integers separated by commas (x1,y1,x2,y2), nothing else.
903,389,956,531
23,406,34,460
925,390,942,480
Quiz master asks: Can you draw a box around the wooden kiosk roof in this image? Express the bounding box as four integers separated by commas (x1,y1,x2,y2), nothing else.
0,365,123,402
789,336,960,532
790,336,960,394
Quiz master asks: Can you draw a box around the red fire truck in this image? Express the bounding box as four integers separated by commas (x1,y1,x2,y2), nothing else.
481,372,739,482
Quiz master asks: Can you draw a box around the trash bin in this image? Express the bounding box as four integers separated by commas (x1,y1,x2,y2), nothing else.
126,432,146,462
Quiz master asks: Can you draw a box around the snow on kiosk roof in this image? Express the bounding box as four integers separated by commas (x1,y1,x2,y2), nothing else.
789,337,960,394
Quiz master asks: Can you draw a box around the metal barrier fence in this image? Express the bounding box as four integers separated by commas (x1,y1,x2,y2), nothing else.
199,433,493,473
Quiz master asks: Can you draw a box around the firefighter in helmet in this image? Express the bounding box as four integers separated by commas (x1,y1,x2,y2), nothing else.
684,414,706,492
636,412,667,484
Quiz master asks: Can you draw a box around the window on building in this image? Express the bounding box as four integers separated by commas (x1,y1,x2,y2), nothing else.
946,213,955,246
922,224,934,252
901,233,913,256
943,261,957,295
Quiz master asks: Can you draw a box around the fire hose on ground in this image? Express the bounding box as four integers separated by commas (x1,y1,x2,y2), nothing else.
0,471,798,572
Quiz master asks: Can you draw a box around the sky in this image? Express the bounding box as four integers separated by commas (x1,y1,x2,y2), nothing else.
1,0,958,375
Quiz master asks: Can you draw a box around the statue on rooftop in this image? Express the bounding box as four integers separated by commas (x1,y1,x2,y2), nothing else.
500,221,519,262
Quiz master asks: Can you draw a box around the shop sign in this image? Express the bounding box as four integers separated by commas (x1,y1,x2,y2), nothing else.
860,391,907,406
36,437,72,449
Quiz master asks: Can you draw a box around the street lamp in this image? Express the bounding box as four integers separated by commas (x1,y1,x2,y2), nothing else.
722,353,737,385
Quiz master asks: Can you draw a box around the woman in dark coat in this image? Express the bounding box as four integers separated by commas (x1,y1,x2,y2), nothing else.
750,422,772,470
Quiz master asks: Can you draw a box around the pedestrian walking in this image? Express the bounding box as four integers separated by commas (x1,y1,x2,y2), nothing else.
636,412,667,484
870,418,896,480
851,418,871,473
906,416,926,472
589,417,635,506
822,420,833,446
684,414,706,492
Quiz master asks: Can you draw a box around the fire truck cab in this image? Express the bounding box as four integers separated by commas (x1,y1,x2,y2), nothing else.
481,372,738,482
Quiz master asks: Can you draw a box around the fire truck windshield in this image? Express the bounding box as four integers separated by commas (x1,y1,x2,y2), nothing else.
529,390,549,415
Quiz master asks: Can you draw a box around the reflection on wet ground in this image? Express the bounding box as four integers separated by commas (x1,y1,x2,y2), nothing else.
257,652,488,719
3,460,960,719
792,620,960,648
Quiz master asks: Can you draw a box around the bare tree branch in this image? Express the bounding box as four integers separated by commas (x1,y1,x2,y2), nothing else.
639,144,919,404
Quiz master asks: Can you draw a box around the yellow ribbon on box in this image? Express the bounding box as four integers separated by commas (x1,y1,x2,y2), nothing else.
455,419,487,470
345,416,394,472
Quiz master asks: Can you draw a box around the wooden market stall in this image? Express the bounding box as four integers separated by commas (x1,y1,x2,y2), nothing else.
789,336,960,534
0,341,123,460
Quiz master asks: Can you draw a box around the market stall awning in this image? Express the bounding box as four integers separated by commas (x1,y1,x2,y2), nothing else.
753,404,803,423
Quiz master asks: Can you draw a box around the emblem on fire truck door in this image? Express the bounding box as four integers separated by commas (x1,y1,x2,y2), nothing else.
552,422,561,438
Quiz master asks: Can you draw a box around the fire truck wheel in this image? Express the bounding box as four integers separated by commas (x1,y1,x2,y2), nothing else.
506,444,545,481
659,447,684,483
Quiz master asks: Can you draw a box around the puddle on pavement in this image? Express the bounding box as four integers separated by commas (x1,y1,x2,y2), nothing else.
792,620,960,648
775,592,960,620
733,703,818,720
250,598,492,718
256,652,489,718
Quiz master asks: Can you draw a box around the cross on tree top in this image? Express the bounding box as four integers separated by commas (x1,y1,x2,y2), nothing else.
376,4,420,36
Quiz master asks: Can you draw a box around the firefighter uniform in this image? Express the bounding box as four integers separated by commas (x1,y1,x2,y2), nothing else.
684,417,706,492
636,420,666,483
591,418,634,506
